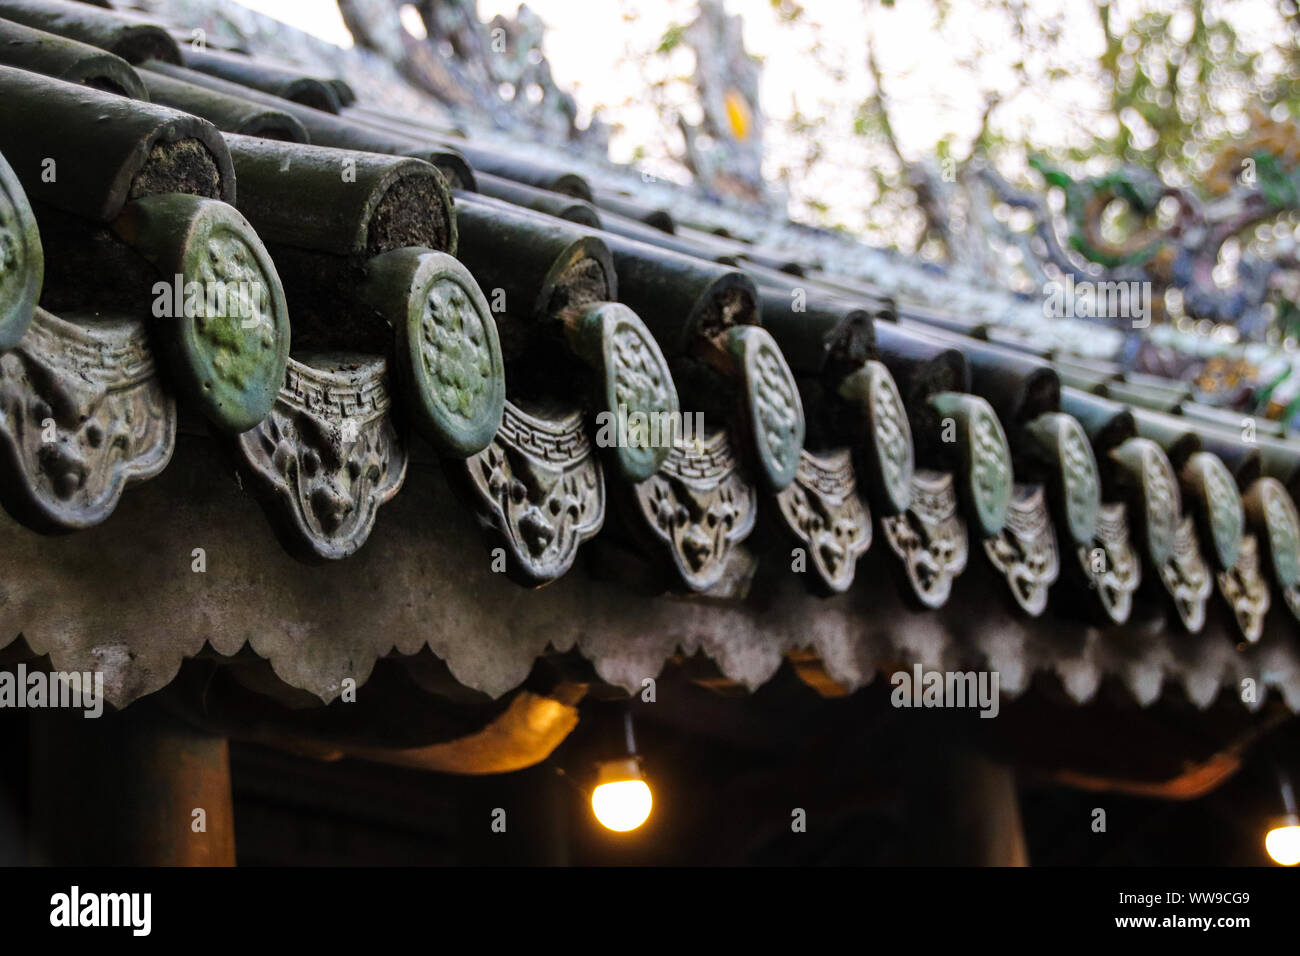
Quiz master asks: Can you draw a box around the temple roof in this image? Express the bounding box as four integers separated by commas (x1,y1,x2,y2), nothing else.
0,0,1299,728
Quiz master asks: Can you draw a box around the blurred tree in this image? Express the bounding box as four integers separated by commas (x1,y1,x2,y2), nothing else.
603,0,1300,257
342,0,1300,338
847,0,1300,253
338,0,609,146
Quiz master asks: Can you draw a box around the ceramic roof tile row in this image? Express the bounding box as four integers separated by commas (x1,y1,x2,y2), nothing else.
0,0,1298,712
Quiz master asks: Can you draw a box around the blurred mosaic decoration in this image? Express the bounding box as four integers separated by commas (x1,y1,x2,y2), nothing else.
676,0,766,203
337,0,608,147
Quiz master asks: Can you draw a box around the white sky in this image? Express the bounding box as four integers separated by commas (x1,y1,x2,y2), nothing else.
230,0,1106,157
232,0,1288,235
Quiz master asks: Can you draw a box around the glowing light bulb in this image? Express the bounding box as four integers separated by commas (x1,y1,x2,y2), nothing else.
591,758,652,832
1266,816,1300,866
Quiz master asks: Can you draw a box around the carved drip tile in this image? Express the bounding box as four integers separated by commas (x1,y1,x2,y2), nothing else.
983,483,1059,616
1284,583,1300,624
366,248,506,458
0,309,174,532
1182,451,1244,573
775,447,872,593
115,195,291,434
1243,477,1300,624
237,355,406,561
929,391,1013,539
1077,501,1141,625
457,400,604,587
565,301,679,483
1023,411,1101,549
882,468,968,609
837,359,914,516
1110,437,1180,568
725,325,805,493
632,427,757,592
1216,534,1270,643
1158,516,1213,633
1142,460,1182,568
0,149,42,350
1260,483,1300,587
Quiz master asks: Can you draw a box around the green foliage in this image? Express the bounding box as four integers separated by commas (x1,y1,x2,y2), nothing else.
769,0,806,22
852,101,883,138
656,22,684,54
607,0,1300,253
1089,2,1265,177
838,0,1300,252
1256,152,1300,209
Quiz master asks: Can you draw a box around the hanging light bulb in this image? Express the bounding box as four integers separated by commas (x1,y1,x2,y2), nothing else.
591,709,652,832
1265,764,1300,865
1265,814,1300,866
591,757,653,832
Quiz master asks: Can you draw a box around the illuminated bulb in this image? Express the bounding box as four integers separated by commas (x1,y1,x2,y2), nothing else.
591,757,652,832
1266,815,1300,866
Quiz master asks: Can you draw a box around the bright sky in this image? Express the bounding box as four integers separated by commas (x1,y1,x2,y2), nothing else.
230,0,1105,157
232,0,1288,235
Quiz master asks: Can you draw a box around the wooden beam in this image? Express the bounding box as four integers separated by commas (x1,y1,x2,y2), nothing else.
29,701,235,865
